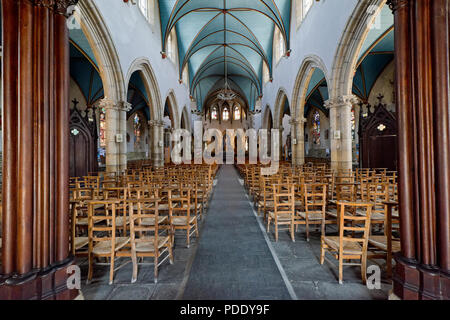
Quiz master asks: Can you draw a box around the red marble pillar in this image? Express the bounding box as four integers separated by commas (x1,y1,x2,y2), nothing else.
0,0,79,300
388,0,450,300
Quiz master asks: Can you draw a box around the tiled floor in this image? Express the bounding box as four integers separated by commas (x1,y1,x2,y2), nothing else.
78,165,391,300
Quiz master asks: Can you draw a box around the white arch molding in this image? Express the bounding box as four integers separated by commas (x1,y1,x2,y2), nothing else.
327,0,387,170
77,0,128,172
290,55,330,166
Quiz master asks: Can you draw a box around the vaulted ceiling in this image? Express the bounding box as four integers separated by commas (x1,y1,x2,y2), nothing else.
158,0,292,111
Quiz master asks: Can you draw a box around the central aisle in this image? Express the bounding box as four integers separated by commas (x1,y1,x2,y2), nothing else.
181,165,292,300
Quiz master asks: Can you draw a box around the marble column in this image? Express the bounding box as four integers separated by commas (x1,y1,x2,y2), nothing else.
100,99,131,173
290,118,306,166
325,95,358,171
0,0,80,300
149,120,165,167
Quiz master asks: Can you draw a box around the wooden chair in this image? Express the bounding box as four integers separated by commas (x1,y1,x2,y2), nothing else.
368,201,401,276
267,184,296,242
87,200,130,285
296,183,333,242
169,188,199,248
320,201,373,284
70,200,89,256
128,198,174,284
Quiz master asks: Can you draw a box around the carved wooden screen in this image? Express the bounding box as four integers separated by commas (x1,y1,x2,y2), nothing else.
69,107,98,177
359,102,398,170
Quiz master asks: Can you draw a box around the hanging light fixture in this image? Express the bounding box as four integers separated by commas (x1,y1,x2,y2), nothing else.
218,0,236,101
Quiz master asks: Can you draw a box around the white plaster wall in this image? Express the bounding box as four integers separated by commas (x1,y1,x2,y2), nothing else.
92,0,191,124
260,0,359,124
367,60,395,110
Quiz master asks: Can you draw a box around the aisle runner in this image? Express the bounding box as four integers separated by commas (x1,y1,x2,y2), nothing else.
181,165,292,300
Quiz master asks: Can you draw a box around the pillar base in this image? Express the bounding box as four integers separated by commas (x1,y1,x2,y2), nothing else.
393,253,450,300
0,257,78,300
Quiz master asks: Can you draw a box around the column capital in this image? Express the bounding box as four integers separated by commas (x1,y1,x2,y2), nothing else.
148,120,165,128
54,0,79,17
324,95,359,109
387,0,409,13
290,118,306,125
99,99,132,112
34,0,55,9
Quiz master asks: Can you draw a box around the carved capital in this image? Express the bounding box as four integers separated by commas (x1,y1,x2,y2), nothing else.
148,120,165,128
99,99,131,112
325,95,359,109
54,0,78,17
387,0,409,13
34,0,55,9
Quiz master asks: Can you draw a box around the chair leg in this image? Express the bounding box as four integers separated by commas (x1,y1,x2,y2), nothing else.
361,255,367,285
186,227,190,248
131,248,138,283
169,244,174,265
109,255,115,285
275,223,278,242
306,218,310,242
290,222,295,242
338,256,343,284
87,253,94,284
195,221,199,237
320,242,325,265
267,217,271,233
154,255,159,284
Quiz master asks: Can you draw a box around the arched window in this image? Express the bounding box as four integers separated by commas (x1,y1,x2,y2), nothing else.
167,28,177,64
211,106,218,120
99,107,106,148
182,64,189,87
138,0,148,18
134,113,143,149
263,61,270,84
234,105,241,121
223,107,230,121
274,27,285,64
351,107,356,139
303,0,313,18
312,110,321,145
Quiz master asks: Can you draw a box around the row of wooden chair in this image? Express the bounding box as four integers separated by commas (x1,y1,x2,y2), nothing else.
70,164,218,284
237,163,400,284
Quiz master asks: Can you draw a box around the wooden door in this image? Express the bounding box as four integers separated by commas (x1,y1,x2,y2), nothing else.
367,134,397,170
70,128,90,177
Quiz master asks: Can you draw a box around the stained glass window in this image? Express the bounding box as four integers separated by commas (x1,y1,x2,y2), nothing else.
223,107,230,121
211,106,218,120
351,107,356,139
99,107,106,147
234,106,241,120
312,110,321,145
134,113,142,149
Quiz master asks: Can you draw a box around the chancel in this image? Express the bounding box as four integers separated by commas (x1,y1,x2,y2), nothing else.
0,0,448,301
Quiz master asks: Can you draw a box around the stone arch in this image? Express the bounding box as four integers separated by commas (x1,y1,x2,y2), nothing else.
329,0,387,99
125,57,163,123
180,105,192,132
164,90,180,130
291,55,330,122
77,1,126,102
262,105,274,130
273,88,290,130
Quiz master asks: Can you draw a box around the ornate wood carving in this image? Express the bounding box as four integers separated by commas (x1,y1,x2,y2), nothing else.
358,97,398,170
69,103,99,177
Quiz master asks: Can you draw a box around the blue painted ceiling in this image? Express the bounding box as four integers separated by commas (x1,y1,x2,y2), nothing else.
158,0,292,110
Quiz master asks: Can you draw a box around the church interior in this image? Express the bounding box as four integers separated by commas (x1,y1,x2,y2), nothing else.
0,0,449,301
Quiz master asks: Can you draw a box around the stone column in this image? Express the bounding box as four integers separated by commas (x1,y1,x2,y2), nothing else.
290,118,306,166
149,120,165,167
100,99,131,173
325,95,357,171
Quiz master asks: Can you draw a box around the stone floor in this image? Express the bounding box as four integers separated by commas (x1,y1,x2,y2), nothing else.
78,165,392,300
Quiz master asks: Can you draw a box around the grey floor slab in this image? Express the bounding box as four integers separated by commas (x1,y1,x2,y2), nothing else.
181,165,291,300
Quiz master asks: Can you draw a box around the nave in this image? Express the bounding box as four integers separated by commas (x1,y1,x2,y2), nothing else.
78,165,389,300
